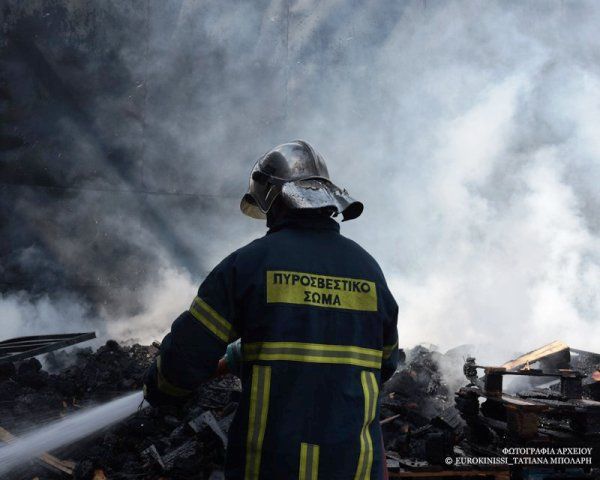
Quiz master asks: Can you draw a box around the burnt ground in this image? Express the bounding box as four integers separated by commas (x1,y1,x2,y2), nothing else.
0,341,599,479
0,340,236,479
0,341,460,479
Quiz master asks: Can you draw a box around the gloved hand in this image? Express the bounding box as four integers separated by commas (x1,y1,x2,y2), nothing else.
143,360,188,408
224,338,242,377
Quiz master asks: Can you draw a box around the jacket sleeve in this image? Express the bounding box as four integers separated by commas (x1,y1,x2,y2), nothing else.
381,284,399,383
155,253,240,399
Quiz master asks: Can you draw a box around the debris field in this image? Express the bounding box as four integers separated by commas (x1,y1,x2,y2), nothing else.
0,339,599,479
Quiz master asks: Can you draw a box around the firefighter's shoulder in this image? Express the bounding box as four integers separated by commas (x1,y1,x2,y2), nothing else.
337,234,398,309
336,233,387,277
200,235,269,282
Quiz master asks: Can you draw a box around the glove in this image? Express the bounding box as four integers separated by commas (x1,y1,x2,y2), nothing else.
225,339,242,377
143,360,188,408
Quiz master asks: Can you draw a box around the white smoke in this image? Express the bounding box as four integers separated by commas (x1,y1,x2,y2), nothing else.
2,0,600,364
284,1,600,357
105,264,197,344
2,292,96,341
1,263,195,347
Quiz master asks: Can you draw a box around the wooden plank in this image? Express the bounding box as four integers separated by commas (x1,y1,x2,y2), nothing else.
467,387,548,409
380,414,401,425
578,398,600,407
478,408,579,440
0,426,74,477
502,341,568,371
499,394,547,409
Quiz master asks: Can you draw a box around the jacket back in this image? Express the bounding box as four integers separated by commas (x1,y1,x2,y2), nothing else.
158,214,399,480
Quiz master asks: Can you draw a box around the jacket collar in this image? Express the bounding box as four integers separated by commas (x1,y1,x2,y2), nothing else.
267,212,340,234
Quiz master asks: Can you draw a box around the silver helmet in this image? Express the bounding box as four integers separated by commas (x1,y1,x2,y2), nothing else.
240,140,363,221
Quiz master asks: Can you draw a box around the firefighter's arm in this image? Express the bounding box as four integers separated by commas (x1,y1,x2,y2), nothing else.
381,289,399,383
144,254,239,406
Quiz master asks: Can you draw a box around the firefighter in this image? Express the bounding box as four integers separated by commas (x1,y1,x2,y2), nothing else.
144,140,399,479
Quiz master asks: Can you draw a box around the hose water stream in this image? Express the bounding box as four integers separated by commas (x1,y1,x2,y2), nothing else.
0,390,146,474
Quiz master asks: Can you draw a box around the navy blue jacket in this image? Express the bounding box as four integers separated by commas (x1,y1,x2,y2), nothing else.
157,214,399,480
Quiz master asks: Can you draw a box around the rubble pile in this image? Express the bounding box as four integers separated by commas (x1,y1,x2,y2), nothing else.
0,341,240,479
0,341,154,433
380,345,466,469
455,342,600,472
1,339,599,478
1,341,464,479
66,375,240,480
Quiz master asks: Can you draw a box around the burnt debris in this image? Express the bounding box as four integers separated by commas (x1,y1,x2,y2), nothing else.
0,340,240,479
456,342,600,472
0,340,599,479
0,333,96,365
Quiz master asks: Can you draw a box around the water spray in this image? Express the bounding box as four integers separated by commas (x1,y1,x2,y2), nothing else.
0,390,146,474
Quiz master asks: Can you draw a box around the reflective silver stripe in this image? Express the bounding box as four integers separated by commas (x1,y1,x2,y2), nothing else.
354,371,378,480
299,442,320,480
245,365,271,480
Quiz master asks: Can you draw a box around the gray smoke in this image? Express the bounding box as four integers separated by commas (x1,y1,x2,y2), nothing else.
1,1,600,358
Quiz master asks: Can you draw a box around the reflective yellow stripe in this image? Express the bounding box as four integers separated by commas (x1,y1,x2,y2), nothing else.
299,443,320,480
156,356,192,397
189,296,233,343
243,342,382,369
311,444,320,480
245,365,271,480
383,340,398,360
267,270,378,312
354,371,378,480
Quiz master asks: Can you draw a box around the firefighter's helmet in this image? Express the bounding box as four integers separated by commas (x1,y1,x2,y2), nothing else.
240,140,363,221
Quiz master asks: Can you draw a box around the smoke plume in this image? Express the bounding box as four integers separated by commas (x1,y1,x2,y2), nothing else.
1,1,600,360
